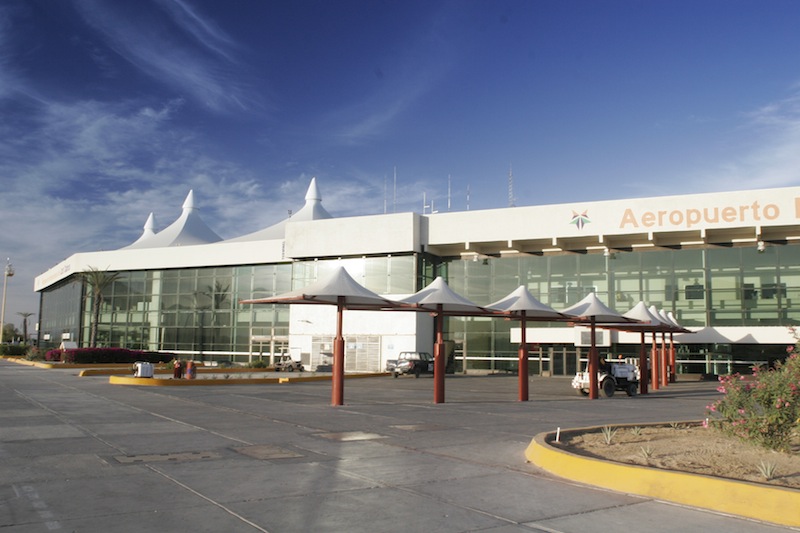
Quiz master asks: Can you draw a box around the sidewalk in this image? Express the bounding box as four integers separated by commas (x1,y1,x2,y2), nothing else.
0,361,794,532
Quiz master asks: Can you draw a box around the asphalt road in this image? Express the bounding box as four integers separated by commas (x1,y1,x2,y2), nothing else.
0,361,794,532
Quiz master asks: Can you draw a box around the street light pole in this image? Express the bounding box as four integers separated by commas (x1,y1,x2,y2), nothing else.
0,258,14,345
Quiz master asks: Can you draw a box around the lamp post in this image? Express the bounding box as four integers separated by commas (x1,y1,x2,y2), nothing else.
0,258,14,345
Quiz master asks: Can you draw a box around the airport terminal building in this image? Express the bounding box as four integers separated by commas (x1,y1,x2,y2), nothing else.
34,180,800,376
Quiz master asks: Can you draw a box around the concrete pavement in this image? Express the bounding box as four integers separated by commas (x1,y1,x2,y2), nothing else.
0,361,795,532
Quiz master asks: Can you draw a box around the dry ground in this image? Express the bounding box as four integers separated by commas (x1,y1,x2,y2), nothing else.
561,423,800,489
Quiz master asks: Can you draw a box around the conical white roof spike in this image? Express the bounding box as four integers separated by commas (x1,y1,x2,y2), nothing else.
305,177,322,202
182,190,196,210
143,213,156,232
226,178,332,242
123,190,221,248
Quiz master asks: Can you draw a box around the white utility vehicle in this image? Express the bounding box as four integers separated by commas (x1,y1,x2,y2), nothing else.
572,358,640,397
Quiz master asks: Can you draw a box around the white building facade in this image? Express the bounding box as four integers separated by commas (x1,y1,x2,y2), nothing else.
35,181,800,376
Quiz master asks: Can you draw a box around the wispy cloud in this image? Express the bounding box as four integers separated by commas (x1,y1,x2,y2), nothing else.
0,94,279,319
0,5,22,100
157,0,239,62
73,0,260,113
324,6,459,146
704,89,800,191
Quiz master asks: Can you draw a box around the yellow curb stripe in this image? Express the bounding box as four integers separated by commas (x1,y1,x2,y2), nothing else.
80,367,277,377
525,428,800,528
109,373,387,386
110,376,283,386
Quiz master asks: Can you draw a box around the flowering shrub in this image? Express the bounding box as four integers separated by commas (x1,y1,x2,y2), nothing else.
706,344,800,451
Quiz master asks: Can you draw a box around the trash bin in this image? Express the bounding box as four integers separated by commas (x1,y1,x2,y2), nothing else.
133,361,154,378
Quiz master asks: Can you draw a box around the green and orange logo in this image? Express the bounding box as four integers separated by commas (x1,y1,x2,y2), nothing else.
570,210,590,229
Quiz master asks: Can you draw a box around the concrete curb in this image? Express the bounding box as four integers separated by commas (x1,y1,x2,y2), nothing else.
525,424,800,528
109,373,388,386
6,358,172,371
80,367,277,377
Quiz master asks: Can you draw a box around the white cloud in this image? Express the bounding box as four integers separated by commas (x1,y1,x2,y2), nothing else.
703,89,800,191
73,0,261,114
157,0,240,62
322,6,458,146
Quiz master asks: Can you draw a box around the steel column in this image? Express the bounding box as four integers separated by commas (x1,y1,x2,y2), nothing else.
588,317,599,399
518,313,529,401
433,307,445,404
331,297,345,406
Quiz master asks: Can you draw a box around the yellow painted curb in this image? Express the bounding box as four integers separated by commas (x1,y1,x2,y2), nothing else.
109,373,388,386
525,425,800,528
80,366,276,377
110,376,283,386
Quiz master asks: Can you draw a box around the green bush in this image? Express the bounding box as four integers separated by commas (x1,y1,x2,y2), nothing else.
25,348,45,361
706,345,800,452
248,360,269,368
0,344,29,356
44,347,172,364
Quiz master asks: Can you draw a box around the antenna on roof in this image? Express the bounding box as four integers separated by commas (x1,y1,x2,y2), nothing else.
383,174,387,214
447,174,451,212
466,184,471,211
508,164,516,207
393,166,397,213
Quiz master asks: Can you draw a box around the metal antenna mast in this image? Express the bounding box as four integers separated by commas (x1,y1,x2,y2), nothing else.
508,164,516,207
447,174,451,211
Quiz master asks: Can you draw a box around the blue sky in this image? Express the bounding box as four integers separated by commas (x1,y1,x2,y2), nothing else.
2,0,800,328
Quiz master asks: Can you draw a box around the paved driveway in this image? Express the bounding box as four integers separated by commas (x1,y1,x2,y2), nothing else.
0,362,793,532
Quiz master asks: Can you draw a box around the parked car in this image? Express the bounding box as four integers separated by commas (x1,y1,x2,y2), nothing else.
386,351,434,378
273,355,304,372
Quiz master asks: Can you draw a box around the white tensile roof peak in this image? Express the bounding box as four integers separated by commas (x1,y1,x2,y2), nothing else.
225,178,332,242
121,190,221,249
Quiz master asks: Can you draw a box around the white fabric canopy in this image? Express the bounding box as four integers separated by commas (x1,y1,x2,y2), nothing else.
240,266,395,309
397,277,487,315
559,292,633,323
487,285,570,320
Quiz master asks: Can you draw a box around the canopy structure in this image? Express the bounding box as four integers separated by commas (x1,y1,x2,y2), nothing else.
240,266,398,405
598,301,692,394
397,277,488,403
228,178,332,242
600,301,675,395
123,190,222,249
487,286,571,401
560,293,637,399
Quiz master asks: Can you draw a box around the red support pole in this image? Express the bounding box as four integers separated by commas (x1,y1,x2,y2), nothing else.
518,313,529,402
660,332,668,388
433,307,445,404
331,299,345,406
669,332,677,383
639,331,648,395
650,332,659,391
588,317,599,399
